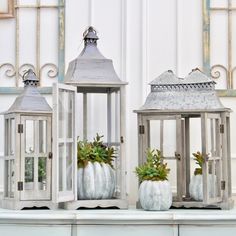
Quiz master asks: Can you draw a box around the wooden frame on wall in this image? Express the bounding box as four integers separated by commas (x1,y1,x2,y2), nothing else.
202,0,236,97
0,0,14,19
0,0,65,94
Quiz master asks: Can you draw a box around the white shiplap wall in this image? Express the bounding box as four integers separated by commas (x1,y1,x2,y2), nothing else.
0,0,235,205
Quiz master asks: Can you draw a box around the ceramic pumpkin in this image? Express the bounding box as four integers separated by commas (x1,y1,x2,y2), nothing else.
77,161,115,200
139,180,172,211
189,174,217,201
135,149,172,211
77,134,116,200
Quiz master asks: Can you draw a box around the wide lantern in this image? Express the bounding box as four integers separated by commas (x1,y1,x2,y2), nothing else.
134,69,233,210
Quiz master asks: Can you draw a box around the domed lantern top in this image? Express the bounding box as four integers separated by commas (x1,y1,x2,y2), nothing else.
4,69,52,114
65,26,127,88
137,69,229,112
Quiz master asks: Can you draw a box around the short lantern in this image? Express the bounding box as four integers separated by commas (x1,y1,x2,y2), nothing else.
63,26,128,209
2,70,56,209
135,69,233,210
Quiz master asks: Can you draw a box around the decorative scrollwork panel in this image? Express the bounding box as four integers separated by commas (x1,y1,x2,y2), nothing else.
0,0,65,94
203,0,236,96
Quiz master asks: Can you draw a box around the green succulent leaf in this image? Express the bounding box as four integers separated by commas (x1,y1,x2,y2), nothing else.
77,133,116,169
135,149,170,182
192,151,208,175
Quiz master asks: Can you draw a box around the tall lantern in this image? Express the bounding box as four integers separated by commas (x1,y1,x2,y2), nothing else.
63,27,128,209
135,69,234,210
2,70,57,209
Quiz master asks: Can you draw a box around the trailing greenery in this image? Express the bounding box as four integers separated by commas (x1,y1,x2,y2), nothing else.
77,134,116,169
193,151,204,175
135,149,170,182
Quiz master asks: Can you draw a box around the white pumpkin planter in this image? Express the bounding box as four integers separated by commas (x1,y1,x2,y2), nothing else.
77,161,116,200
189,174,217,201
139,180,172,211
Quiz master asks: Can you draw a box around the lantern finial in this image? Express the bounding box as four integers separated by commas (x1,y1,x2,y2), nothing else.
23,69,39,87
83,26,99,45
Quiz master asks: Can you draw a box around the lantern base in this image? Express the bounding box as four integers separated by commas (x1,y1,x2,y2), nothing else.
1,199,58,210
171,199,234,210
62,199,128,210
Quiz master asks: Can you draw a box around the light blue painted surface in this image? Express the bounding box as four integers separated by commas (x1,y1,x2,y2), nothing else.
180,225,236,236
0,225,71,236
76,225,177,236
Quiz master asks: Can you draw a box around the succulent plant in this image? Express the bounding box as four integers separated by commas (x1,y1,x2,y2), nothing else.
77,134,116,169
135,149,170,182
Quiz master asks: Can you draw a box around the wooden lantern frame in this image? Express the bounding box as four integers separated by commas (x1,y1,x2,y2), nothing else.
135,69,234,210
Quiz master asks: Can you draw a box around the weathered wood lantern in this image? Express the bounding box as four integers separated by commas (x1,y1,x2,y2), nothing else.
63,26,128,209
2,69,56,209
134,69,234,209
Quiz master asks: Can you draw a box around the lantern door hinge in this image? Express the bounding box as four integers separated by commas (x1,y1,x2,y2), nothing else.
221,180,226,190
139,125,145,134
18,124,23,133
220,124,224,134
17,181,23,191
120,136,124,143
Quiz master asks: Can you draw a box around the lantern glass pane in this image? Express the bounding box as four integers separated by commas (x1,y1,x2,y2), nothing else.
5,160,15,198
163,120,176,157
25,120,35,154
207,118,216,157
207,160,220,199
149,119,177,196
38,157,47,190
67,92,73,139
4,160,9,197
149,119,176,156
87,93,107,141
77,90,121,143
190,118,202,176
215,159,222,198
59,143,64,191
10,160,15,198
59,90,64,139
113,146,121,197
25,157,34,190
66,143,72,191
5,119,9,156
10,118,15,155
149,120,161,150
59,89,74,139
110,91,120,143
39,120,47,153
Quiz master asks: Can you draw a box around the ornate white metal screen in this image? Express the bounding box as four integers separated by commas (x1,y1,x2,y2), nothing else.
203,0,236,96
0,0,65,94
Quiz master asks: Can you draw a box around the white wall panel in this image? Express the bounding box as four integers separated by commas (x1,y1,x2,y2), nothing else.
148,0,177,83
177,0,202,78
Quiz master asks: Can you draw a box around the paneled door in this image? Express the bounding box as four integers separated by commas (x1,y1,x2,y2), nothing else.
20,116,52,200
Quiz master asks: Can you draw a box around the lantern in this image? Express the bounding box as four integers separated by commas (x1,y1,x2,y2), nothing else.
2,69,56,209
134,69,234,210
63,26,128,209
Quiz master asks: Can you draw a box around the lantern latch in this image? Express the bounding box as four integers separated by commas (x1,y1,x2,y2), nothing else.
220,124,224,134
48,152,53,159
17,181,23,191
221,180,226,190
18,124,23,133
139,125,145,134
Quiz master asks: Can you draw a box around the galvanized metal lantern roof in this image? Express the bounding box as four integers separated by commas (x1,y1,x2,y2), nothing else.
65,26,127,87
4,69,52,114
137,69,228,112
